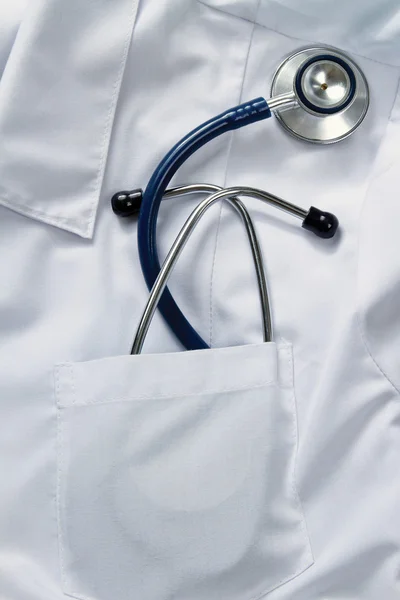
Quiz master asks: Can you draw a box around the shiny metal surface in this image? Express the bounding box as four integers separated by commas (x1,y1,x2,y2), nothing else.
301,60,350,110
132,185,274,354
266,92,297,112
165,183,307,220
270,46,369,144
164,184,272,345
132,183,310,353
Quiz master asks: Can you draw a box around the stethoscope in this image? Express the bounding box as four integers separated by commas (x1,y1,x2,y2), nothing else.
132,184,272,354
111,46,370,352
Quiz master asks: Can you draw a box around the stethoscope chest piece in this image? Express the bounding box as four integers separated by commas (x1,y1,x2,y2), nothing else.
271,46,369,144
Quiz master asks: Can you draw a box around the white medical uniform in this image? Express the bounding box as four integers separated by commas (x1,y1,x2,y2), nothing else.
0,1,399,598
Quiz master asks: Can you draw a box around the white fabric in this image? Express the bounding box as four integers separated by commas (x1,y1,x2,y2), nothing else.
56,343,312,600
0,1,400,599
0,0,139,237
0,1,27,77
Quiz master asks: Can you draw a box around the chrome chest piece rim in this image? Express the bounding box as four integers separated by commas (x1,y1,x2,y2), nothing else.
271,46,370,144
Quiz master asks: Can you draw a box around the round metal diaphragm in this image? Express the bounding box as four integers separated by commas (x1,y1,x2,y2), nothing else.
271,46,369,144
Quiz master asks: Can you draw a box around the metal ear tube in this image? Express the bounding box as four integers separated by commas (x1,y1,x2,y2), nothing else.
131,185,273,354
131,185,339,354
112,185,339,240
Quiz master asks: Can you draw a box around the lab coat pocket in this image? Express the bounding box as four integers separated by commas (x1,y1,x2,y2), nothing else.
55,342,313,600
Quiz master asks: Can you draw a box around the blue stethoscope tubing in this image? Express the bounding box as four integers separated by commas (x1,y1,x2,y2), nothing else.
138,97,272,351
111,47,369,352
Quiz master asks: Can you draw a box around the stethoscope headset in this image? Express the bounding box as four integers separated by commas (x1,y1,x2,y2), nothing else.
111,46,370,352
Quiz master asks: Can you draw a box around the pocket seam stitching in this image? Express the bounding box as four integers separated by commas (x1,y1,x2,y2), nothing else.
250,346,313,598
70,362,77,405
247,347,313,600
287,346,314,563
57,377,278,407
55,365,68,593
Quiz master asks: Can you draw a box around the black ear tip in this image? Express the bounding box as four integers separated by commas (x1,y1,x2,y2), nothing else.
302,206,339,239
111,189,143,217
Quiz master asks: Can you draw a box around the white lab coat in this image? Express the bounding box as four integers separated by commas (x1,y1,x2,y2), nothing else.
0,0,399,598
